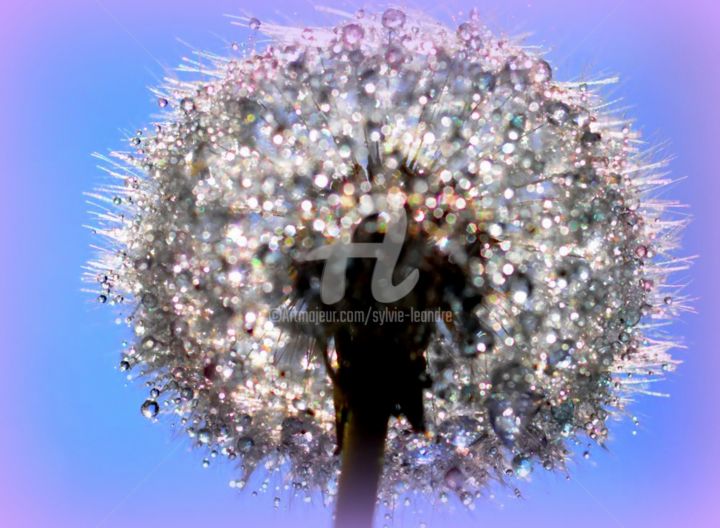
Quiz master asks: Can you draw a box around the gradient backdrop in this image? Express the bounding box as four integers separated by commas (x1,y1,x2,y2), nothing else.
1,1,718,527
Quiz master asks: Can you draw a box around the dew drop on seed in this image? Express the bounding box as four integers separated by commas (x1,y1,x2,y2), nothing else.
342,24,365,46
180,98,195,113
141,400,159,419
382,9,406,29
512,455,532,478
198,428,212,444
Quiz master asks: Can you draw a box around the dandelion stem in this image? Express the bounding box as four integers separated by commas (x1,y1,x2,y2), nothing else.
334,405,389,528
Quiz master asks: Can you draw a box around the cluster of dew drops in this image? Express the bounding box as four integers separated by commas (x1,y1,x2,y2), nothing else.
87,6,686,515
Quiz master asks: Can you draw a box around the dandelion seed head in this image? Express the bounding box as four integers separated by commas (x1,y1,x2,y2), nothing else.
87,8,686,506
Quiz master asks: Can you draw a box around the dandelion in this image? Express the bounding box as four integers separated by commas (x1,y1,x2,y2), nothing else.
86,7,686,528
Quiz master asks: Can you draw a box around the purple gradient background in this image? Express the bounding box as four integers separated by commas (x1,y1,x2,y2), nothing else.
1,1,718,527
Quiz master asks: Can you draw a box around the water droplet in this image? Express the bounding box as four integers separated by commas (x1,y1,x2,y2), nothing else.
457,23,472,42
341,24,364,46
460,324,495,357
134,256,152,271
141,293,158,309
381,8,406,29
97,294,108,304
150,388,160,399
500,60,530,90
581,130,602,147
248,18,261,31
198,428,212,444
444,467,465,490
531,60,552,83
619,307,642,328
281,416,312,447
141,399,159,419
512,455,533,478
548,340,575,369
518,311,540,336
385,45,404,66
507,273,532,304
551,401,574,425
439,416,482,448
236,436,255,453
546,101,570,125
157,97,168,108
409,445,438,465
486,363,539,446
180,97,195,113
573,109,591,127
240,414,253,428
119,360,131,372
